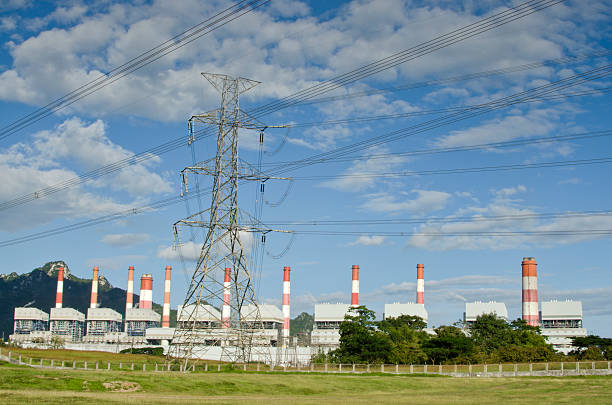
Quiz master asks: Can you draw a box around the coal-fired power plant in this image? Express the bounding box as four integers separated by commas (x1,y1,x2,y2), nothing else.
9,256,588,362
521,257,539,327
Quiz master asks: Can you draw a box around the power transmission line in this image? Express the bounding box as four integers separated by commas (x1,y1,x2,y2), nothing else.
0,0,271,142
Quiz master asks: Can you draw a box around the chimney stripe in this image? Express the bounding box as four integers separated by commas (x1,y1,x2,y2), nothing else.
521,257,539,327
221,268,231,328
351,265,359,307
282,266,291,341
162,265,171,327
416,264,425,305
90,266,99,309
55,266,64,308
139,274,153,309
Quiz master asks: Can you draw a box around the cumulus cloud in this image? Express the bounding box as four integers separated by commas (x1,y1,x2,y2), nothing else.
320,146,407,191
0,117,170,231
101,233,151,247
361,189,452,213
407,185,612,250
157,241,203,261
349,235,385,246
0,0,603,123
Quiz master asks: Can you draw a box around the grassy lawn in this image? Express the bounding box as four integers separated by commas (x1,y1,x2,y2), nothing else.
1,361,611,404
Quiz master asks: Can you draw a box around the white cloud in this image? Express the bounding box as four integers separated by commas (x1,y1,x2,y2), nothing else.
101,233,151,247
157,241,203,261
320,146,407,191
0,117,170,231
0,0,604,123
349,235,385,246
407,185,612,251
361,189,452,213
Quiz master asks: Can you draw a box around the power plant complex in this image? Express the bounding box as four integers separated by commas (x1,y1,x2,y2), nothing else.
9,257,586,362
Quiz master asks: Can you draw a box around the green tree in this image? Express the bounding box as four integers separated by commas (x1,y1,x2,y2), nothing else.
469,313,513,354
571,335,612,359
422,325,473,364
378,315,428,364
330,306,391,364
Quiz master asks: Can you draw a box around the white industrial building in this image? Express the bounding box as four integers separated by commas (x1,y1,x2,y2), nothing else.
10,307,49,343
463,301,508,326
50,307,86,342
310,303,353,348
540,300,587,354
84,308,123,343
177,304,221,329
241,304,284,346
125,307,161,338
384,303,428,325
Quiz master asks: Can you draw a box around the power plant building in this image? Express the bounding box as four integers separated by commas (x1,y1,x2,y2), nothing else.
50,307,86,342
125,308,161,337
241,304,284,346
84,308,123,342
540,300,587,354
463,301,508,326
311,303,352,347
10,307,49,343
384,303,428,324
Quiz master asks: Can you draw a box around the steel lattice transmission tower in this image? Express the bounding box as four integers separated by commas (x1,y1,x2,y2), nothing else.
168,73,286,366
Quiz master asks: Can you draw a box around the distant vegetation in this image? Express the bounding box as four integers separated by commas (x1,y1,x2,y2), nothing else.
315,306,612,364
120,347,164,356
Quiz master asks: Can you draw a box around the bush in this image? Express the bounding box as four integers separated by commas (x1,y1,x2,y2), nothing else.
120,347,164,356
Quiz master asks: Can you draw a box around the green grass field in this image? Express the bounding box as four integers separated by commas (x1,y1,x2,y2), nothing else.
1,360,611,404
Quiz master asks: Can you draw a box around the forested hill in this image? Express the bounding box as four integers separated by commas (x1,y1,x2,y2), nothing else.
0,260,175,340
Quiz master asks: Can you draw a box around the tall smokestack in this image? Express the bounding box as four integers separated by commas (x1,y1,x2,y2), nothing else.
140,274,153,309
416,264,425,304
162,266,172,327
221,267,231,328
522,257,539,327
55,266,64,308
126,266,134,313
351,265,359,307
282,266,291,345
90,266,99,309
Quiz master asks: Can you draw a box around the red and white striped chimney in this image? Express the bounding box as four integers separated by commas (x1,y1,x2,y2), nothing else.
162,266,171,328
126,266,134,313
282,266,291,344
90,266,99,309
416,264,425,304
221,267,231,328
55,266,64,308
351,265,359,307
139,274,153,310
522,257,539,327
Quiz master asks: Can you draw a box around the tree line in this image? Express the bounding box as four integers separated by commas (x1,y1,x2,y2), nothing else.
313,306,612,364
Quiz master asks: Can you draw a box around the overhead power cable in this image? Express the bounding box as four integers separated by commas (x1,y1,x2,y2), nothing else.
0,0,271,142
1,64,609,245
248,0,568,117
1,153,610,248
289,49,612,107
2,11,597,211
257,130,612,167
1,69,607,213
280,229,612,237
265,64,612,175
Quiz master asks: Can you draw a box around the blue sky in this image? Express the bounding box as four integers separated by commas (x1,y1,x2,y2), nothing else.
0,0,611,335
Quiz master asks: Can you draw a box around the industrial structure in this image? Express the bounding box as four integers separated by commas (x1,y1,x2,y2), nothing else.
540,300,587,354
463,301,509,326
383,263,429,325
9,256,590,359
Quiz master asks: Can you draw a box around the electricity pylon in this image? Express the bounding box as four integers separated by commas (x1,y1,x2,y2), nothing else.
168,73,287,367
